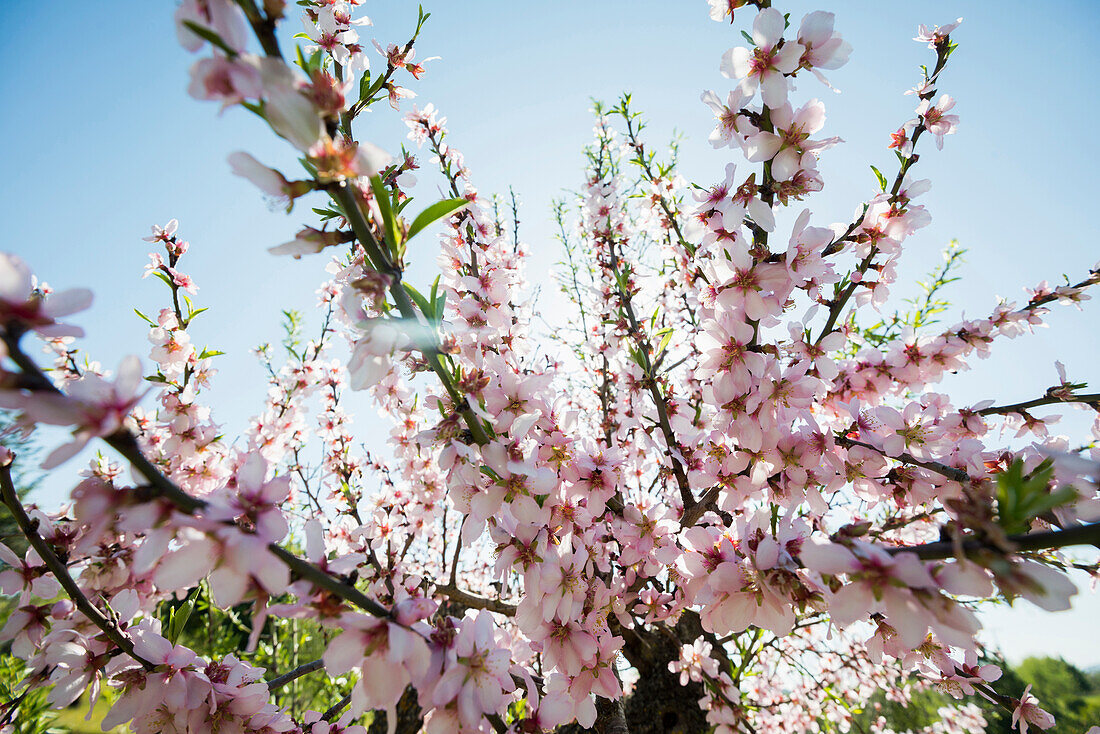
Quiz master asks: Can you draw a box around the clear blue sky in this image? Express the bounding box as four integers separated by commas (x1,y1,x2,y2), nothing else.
1,1,1098,667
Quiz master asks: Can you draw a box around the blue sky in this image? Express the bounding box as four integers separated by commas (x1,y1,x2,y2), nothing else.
1,1,1098,667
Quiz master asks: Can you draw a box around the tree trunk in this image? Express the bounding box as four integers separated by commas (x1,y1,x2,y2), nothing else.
367,686,423,734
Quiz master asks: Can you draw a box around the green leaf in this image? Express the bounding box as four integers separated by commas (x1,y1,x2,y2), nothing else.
429,274,441,306
359,74,386,105
134,308,155,326
241,100,264,117
407,198,469,242
168,588,200,645
741,30,754,45
870,165,888,192
152,270,175,289
369,176,402,252
654,328,674,360
995,459,1070,534
181,20,236,56
403,283,433,319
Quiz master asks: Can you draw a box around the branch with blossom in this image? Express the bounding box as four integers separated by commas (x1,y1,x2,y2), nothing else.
2,2,1100,734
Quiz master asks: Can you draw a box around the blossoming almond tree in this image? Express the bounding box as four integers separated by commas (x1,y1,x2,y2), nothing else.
0,1,1098,733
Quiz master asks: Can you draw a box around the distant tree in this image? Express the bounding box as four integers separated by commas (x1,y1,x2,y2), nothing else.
861,655,1100,733
1015,657,1100,734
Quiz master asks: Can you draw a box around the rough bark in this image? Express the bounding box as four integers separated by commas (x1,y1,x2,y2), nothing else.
620,624,708,734
595,695,631,734
555,615,711,734
367,686,423,734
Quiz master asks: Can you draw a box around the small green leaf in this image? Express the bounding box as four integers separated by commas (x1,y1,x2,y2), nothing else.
429,274,441,306
182,21,236,56
168,588,200,645
403,283,433,319
655,328,674,359
241,100,264,117
134,308,155,326
870,165,888,192
995,459,1071,534
407,198,470,242
369,176,402,252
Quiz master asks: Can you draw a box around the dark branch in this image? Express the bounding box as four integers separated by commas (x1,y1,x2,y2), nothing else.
838,436,970,484
434,583,516,617
267,658,324,691
0,461,157,671
887,521,1100,560
1,333,391,620
978,392,1100,416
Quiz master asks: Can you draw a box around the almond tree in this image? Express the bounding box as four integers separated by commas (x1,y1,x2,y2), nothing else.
0,2,1097,733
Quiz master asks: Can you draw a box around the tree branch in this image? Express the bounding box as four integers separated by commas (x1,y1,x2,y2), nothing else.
323,693,352,722
838,436,970,483
267,658,324,691
886,521,1100,560
1,333,391,621
0,460,157,671
235,0,283,59
594,694,630,734
330,183,492,446
434,583,516,617
978,392,1100,416
815,40,954,346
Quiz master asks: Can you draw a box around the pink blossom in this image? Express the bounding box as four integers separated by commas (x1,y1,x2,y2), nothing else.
670,638,720,685
0,542,61,601
721,8,805,108
0,253,92,337
918,94,960,150
175,0,251,54
1011,685,1055,734
430,611,515,730
322,612,431,720
187,55,262,109
915,18,963,49
796,11,852,87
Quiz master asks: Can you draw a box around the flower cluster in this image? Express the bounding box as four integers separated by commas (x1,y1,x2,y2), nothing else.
0,2,1097,734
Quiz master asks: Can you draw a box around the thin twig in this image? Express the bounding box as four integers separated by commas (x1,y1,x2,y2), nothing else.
266,658,324,691
322,693,352,722
978,392,1100,416
838,436,970,483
